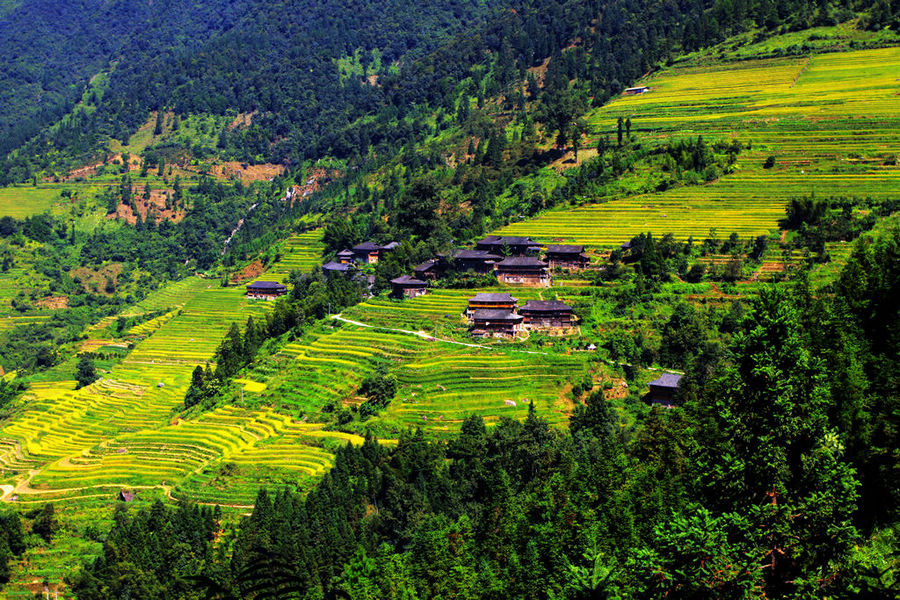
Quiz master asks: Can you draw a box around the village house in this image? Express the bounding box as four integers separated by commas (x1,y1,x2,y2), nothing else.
453,249,502,273
545,245,589,270
414,257,447,281
475,235,542,256
494,256,550,286
519,300,576,330
336,249,355,264
624,86,650,95
245,280,288,300
470,309,523,338
466,292,518,320
322,261,353,275
390,275,428,299
647,373,683,406
351,241,399,264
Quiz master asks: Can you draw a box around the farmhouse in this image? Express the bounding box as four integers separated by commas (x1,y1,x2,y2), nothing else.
245,280,288,300
470,309,523,338
390,275,428,299
647,373,683,406
520,300,576,329
495,256,550,286
475,235,542,256
336,249,355,264
118,490,135,502
545,245,589,269
453,249,502,273
466,292,518,319
624,86,650,95
322,261,353,275
414,257,446,280
351,241,399,264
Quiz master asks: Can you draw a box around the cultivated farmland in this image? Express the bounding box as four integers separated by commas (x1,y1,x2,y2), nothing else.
498,47,900,246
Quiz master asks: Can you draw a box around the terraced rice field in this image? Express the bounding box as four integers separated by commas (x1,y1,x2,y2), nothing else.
243,289,593,434
265,229,324,279
498,47,900,246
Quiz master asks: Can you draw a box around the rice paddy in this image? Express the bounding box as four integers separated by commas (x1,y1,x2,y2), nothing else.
497,47,900,246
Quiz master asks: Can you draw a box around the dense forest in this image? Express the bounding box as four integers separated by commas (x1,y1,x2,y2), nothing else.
2,0,898,182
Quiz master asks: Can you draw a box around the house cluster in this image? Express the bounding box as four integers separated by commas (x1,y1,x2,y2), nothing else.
386,236,591,299
465,292,576,338
323,241,401,273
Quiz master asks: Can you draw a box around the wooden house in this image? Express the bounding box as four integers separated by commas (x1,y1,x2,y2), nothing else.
624,86,649,95
520,300,576,329
466,292,518,319
322,261,353,275
246,281,288,300
647,373,683,406
475,235,542,256
414,258,446,281
118,490,135,502
495,256,550,286
545,245,589,270
453,249,502,273
470,309,523,338
352,242,383,264
390,275,428,299
337,249,355,264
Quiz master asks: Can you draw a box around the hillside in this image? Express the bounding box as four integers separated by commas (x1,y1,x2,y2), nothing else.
0,1,898,596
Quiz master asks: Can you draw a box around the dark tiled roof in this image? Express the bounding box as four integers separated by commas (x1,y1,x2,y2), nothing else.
353,242,382,252
469,292,518,303
415,258,440,271
391,275,427,286
246,281,286,289
381,241,400,250
337,249,354,256
322,261,351,272
649,373,683,389
546,244,584,254
496,256,548,267
521,300,573,312
477,236,541,246
454,249,501,260
472,309,523,321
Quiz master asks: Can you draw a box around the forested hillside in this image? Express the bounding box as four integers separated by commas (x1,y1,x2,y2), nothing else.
0,0,899,596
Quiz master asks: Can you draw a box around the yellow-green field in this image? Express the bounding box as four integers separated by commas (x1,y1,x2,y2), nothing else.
497,47,900,245
0,232,333,592
0,186,64,219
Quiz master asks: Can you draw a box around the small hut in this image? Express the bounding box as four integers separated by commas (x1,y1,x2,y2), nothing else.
647,373,683,406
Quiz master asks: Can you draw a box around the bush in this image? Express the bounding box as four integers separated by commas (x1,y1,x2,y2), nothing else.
763,156,776,169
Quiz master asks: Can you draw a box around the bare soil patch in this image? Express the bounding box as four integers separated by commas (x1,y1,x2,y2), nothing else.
35,296,68,310
212,162,285,182
228,111,258,131
107,185,184,225
230,260,266,284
